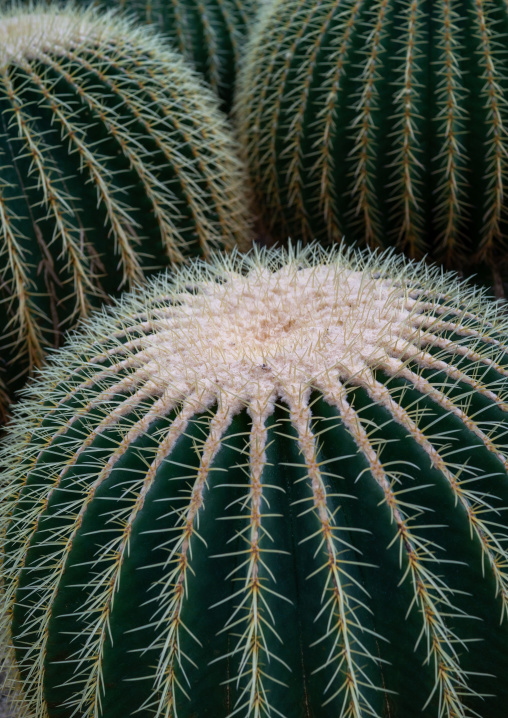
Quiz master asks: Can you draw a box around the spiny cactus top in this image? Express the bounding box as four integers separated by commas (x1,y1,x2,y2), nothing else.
236,0,508,273
2,245,508,718
73,0,260,112
0,4,250,415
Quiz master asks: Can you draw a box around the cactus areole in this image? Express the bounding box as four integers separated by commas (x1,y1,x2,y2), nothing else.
2,245,508,717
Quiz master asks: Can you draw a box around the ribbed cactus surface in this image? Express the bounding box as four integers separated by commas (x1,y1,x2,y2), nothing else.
0,5,250,414
2,245,508,718
74,0,260,111
236,0,508,273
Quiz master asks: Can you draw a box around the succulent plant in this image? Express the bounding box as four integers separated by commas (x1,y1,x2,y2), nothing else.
69,0,260,112
2,244,508,718
236,0,508,276
0,4,250,414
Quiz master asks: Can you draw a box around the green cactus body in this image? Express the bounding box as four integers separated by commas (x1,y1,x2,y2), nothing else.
236,0,508,273
74,0,260,111
0,5,250,414
2,244,508,717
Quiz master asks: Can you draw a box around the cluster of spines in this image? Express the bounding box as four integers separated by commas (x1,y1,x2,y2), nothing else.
0,245,508,716
72,0,260,111
0,5,250,409
236,0,508,273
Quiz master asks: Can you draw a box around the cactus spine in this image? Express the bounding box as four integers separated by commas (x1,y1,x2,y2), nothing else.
1,244,508,718
236,0,508,274
73,0,260,112
0,4,250,413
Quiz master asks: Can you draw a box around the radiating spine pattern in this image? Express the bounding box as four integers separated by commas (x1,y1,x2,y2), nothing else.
0,5,250,411
1,244,508,718
236,0,508,273
74,0,260,111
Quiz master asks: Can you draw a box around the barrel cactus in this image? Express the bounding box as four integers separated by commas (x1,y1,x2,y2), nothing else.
0,4,250,413
1,244,508,717
236,0,508,275
69,0,260,112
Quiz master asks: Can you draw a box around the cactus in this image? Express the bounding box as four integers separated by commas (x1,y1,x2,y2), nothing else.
67,0,260,112
1,243,508,718
236,0,508,276
0,4,250,414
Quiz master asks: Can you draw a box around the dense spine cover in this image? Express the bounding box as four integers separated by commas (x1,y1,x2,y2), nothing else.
1,245,508,718
74,0,260,111
0,5,250,413
236,0,508,273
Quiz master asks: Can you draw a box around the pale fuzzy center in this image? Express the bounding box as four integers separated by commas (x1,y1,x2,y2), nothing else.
0,13,94,67
136,265,413,404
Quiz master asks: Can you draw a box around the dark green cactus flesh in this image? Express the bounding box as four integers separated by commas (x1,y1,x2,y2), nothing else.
2,245,508,718
74,0,260,112
0,5,250,413
236,0,508,273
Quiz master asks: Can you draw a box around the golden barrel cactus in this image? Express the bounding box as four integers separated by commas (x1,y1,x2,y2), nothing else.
0,4,250,416
1,245,508,717
236,0,508,280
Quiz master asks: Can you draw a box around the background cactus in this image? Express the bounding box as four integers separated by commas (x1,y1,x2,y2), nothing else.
66,0,260,112
0,4,250,415
1,244,508,718
236,0,508,281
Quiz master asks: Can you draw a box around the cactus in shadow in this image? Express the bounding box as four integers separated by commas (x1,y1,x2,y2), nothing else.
236,0,508,277
0,4,251,415
1,244,508,718
70,0,260,112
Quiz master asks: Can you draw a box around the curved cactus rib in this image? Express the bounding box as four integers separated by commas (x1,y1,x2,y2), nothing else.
61,396,208,718
236,0,305,236
21,377,165,507
139,401,235,718
287,390,383,718
46,49,190,272
286,1,339,242
313,0,364,241
266,0,318,240
0,338,186,708
216,0,245,74
196,1,221,96
381,356,508,469
433,0,469,262
403,328,508,385
17,56,146,287
388,340,508,414
18,393,200,718
19,353,152,449
71,44,217,261
209,392,290,718
322,381,482,718
0,173,45,374
409,309,508,357
165,0,187,56
472,0,508,262
13,302,188,442
107,42,249,257
387,0,425,256
347,0,390,248
1,69,94,320
363,374,508,622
